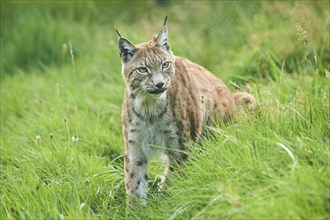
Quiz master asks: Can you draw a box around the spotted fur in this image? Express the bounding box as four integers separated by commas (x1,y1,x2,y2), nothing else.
118,22,256,205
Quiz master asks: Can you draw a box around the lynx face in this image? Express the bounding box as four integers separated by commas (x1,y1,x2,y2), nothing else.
119,27,175,98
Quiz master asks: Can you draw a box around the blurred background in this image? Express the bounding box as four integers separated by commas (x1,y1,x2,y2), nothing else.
1,0,329,80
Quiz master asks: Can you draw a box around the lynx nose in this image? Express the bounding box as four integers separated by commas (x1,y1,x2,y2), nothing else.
155,82,165,89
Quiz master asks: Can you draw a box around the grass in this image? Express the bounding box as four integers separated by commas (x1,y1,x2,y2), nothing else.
1,1,329,219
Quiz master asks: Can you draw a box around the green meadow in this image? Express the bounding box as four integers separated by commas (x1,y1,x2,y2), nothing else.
1,1,329,219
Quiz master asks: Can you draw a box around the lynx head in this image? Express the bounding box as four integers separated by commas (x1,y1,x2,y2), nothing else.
117,20,175,98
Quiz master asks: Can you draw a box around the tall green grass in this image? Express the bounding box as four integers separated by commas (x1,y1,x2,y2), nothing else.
1,1,329,219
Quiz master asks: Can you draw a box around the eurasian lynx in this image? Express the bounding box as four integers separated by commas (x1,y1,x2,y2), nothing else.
117,18,256,205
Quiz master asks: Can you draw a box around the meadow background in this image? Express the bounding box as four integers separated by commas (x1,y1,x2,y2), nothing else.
1,1,329,219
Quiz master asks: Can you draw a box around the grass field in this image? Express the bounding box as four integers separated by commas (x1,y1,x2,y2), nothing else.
1,1,329,219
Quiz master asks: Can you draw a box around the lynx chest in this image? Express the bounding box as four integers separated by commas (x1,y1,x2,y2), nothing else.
127,108,180,160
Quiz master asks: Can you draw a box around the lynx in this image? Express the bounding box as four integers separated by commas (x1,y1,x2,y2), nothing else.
117,18,256,205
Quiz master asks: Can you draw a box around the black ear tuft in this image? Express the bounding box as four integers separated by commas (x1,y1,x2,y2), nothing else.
163,16,168,27
115,29,122,38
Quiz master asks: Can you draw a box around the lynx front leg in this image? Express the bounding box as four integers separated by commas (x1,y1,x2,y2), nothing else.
159,154,170,190
159,150,185,190
124,151,148,206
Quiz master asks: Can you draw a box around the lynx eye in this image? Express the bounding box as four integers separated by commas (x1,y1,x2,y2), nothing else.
136,67,148,75
162,62,171,70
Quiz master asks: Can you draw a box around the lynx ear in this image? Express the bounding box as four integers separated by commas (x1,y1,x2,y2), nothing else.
155,26,171,53
118,37,136,63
